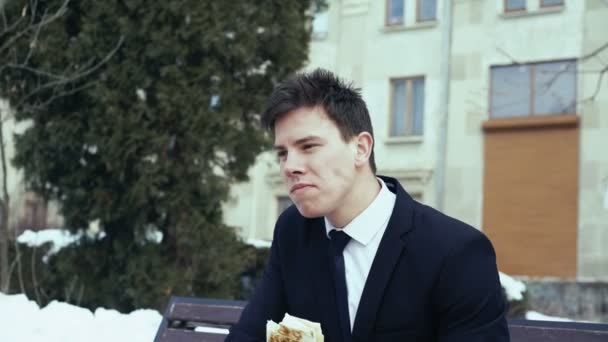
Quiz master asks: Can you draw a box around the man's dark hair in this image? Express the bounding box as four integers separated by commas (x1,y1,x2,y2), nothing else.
262,68,376,173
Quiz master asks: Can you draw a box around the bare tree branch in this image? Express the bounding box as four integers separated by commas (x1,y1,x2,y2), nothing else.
11,240,25,294
497,41,608,66
580,41,608,62
581,65,608,103
22,7,51,66
496,47,521,65
14,35,125,109
31,245,41,303
0,0,123,292
14,79,100,117
0,64,65,80
0,0,70,55
494,41,608,109
0,111,9,292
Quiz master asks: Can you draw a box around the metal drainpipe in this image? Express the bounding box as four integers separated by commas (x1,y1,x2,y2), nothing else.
435,0,453,211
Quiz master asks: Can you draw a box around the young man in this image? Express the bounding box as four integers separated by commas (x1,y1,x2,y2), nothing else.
226,69,509,342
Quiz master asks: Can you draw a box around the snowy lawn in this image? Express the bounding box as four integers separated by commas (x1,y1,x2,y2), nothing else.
0,292,162,342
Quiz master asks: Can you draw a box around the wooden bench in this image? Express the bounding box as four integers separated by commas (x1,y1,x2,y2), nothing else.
154,296,608,342
508,319,608,342
154,296,246,342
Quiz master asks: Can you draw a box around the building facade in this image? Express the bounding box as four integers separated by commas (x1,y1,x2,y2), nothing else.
223,0,608,280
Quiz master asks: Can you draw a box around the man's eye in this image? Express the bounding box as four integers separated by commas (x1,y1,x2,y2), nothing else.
303,144,317,150
277,151,287,159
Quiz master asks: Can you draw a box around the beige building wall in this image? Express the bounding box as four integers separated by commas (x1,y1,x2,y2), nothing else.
446,0,608,279
577,0,608,279
444,0,585,228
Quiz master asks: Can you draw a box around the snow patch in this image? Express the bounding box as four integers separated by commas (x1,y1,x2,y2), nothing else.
0,292,162,342
246,238,271,249
195,326,230,334
17,229,83,262
143,154,158,164
136,88,146,102
17,225,161,260
499,272,526,301
86,145,98,154
526,310,573,322
248,60,272,76
144,226,163,244
210,95,220,108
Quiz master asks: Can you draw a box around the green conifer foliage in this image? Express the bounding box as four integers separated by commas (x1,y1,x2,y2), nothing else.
2,0,324,311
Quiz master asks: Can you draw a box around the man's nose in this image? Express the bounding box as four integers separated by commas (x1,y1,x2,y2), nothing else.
283,152,305,176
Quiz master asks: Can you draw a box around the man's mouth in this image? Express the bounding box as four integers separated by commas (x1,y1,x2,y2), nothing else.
290,183,313,194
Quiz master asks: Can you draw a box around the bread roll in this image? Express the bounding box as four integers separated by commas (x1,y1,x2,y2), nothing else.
266,314,324,342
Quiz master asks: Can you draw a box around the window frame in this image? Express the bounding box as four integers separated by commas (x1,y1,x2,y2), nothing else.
540,0,564,8
389,76,425,137
311,2,330,39
504,0,527,12
385,0,405,26
416,0,437,23
489,59,577,119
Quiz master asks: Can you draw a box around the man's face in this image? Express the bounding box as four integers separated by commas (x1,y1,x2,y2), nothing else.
274,106,358,219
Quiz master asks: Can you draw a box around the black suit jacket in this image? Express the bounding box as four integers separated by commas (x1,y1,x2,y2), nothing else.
227,176,509,341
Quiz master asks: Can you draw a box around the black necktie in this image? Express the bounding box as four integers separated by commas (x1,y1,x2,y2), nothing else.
329,229,352,342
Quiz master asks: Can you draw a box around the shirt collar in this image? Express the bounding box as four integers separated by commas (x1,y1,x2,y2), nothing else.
325,178,396,246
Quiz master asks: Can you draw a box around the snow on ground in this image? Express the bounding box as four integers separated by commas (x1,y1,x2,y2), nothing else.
245,238,272,249
0,292,162,342
526,310,574,322
499,271,526,301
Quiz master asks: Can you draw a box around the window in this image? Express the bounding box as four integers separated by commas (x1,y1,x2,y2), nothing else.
504,0,526,12
540,0,564,7
504,0,563,12
390,77,425,137
386,0,404,26
490,60,576,118
417,0,437,22
312,3,329,38
277,196,293,216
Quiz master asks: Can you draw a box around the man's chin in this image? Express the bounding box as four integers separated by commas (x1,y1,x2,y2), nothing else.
294,203,326,219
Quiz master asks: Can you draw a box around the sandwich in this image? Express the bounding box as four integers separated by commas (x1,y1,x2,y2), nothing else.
266,313,324,342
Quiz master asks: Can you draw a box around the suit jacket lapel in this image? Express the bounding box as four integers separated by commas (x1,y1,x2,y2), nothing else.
306,217,342,342
351,178,415,341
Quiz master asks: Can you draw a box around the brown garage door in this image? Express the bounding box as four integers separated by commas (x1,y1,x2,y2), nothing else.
482,115,579,278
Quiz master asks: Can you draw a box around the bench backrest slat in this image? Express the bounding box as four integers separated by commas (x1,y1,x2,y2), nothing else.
509,324,608,342
168,302,243,326
157,328,227,342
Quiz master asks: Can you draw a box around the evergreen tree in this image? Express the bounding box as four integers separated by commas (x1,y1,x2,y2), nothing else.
3,0,323,310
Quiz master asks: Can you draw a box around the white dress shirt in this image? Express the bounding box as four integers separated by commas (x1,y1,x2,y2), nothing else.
324,178,396,331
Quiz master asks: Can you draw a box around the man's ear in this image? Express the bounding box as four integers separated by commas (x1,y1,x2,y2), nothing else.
353,132,373,167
